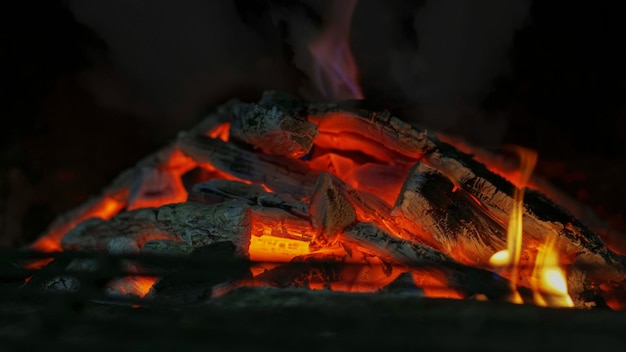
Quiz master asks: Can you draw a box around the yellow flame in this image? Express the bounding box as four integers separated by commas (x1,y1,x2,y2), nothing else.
489,146,537,304
489,146,574,307
531,234,574,307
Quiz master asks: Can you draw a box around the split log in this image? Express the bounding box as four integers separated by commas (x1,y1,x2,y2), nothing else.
177,133,320,200
61,201,252,256
308,109,437,164
253,254,344,289
341,222,527,303
424,147,626,283
188,179,309,219
394,160,626,304
230,102,318,158
394,162,507,265
309,172,357,246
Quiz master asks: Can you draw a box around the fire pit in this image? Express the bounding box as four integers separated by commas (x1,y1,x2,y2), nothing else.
3,90,626,350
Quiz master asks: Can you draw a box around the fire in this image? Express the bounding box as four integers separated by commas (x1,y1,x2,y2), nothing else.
489,146,573,307
25,88,621,309
531,234,574,307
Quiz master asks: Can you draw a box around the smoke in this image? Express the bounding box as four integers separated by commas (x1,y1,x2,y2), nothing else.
385,0,532,144
64,0,532,145
66,0,299,128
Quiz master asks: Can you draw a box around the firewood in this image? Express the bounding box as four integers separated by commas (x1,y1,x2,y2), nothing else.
424,147,626,283
253,254,345,289
341,222,516,301
188,179,309,219
395,161,625,304
395,162,507,265
61,201,253,256
309,172,357,246
230,103,319,158
308,109,437,163
177,134,320,200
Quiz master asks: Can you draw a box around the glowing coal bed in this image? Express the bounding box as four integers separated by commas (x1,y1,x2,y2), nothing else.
17,90,626,311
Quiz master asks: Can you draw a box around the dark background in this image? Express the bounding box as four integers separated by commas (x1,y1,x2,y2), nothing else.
2,0,625,247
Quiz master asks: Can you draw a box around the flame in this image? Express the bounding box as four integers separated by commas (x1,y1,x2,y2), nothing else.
489,147,573,307
488,146,537,303
308,0,363,101
23,101,591,306
531,234,574,307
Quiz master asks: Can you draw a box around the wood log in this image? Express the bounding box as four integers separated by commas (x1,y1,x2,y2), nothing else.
341,222,518,302
394,161,625,305
230,102,318,158
424,147,626,284
309,172,357,246
177,133,320,200
61,201,252,257
188,179,309,219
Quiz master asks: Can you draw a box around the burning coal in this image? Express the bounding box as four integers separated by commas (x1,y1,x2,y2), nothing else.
22,90,626,310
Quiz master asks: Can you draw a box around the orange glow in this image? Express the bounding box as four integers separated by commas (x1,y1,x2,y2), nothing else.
207,122,231,142
309,113,424,162
308,152,409,206
22,258,54,270
411,269,465,299
31,195,126,252
136,233,180,248
322,260,403,293
248,235,312,263
115,276,158,298
126,171,188,211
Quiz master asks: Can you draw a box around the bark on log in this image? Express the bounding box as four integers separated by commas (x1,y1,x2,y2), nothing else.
341,222,517,301
177,134,319,200
61,201,252,257
230,103,318,158
309,172,357,246
188,179,309,219
423,145,626,281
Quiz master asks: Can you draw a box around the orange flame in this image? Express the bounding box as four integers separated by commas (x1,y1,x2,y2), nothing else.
489,146,537,304
489,146,573,307
531,234,574,307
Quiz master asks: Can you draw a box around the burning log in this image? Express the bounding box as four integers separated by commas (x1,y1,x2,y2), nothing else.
188,179,309,219
309,172,357,246
61,201,252,256
23,90,626,310
177,133,319,200
230,103,319,158
341,222,516,301
397,152,626,304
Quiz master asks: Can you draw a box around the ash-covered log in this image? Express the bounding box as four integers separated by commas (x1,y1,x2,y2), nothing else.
21,90,626,310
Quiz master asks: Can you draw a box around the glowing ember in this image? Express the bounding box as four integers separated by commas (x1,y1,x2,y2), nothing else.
114,276,159,298
24,91,623,310
31,195,125,253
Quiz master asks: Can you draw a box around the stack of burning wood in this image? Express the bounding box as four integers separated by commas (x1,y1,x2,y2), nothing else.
24,91,626,309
